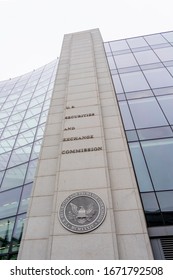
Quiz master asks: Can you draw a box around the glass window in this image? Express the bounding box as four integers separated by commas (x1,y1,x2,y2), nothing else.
110,40,129,52
1,163,28,191
119,101,135,129
0,217,15,254
104,42,111,53
0,152,11,171
25,160,38,184
18,184,32,214
134,50,160,65
141,192,159,212
162,32,173,43
128,98,168,128
144,34,167,45
129,142,153,191
0,188,22,219
15,128,36,148
126,90,153,100
126,130,138,142
31,140,42,160
113,53,138,68
120,71,150,92
141,138,173,191
156,191,173,211
137,126,173,140
107,56,116,70
144,68,173,89
0,137,15,153
112,75,124,93
127,37,148,48
168,66,173,76
8,144,32,168
155,47,173,62
11,214,26,253
157,95,173,125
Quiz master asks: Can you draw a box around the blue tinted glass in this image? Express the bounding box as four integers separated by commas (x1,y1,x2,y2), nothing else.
0,187,22,219
144,68,173,88
141,192,159,211
157,191,173,211
129,98,168,129
134,50,160,65
110,40,129,51
157,95,173,125
120,72,150,92
142,139,173,191
119,101,135,129
114,53,138,68
129,142,153,191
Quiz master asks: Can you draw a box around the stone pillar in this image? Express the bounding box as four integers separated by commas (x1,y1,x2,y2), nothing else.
18,29,153,260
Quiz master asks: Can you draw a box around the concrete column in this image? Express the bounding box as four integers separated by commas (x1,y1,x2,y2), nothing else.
18,29,153,260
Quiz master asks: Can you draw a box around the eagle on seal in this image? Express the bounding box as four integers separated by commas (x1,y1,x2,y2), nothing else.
69,202,95,224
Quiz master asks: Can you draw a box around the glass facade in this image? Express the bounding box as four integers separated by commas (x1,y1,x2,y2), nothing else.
0,60,58,259
105,31,173,258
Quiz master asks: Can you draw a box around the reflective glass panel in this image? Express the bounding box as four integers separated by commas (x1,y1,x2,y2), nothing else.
129,98,168,129
112,75,124,93
114,53,138,68
144,34,167,45
0,217,15,254
141,192,159,212
127,37,148,48
137,126,173,140
155,47,173,62
1,163,28,191
144,68,173,88
120,72,150,92
11,214,26,252
162,31,173,42
141,139,173,191
119,101,135,129
18,184,32,214
157,191,173,211
157,95,173,125
129,142,153,191
0,188,22,219
110,40,129,51
134,50,160,65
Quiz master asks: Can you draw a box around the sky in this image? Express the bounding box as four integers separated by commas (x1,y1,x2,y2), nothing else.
0,0,173,80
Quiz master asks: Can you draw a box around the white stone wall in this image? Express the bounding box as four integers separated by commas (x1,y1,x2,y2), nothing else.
18,29,153,260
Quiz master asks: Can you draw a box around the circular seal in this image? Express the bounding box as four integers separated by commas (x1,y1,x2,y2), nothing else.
59,192,106,233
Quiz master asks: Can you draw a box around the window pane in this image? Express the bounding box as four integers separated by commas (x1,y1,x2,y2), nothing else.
11,214,26,252
127,37,148,48
129,142,153,191
25,160,38,184
120,72,150,92
114,53,138,68
119,101,135,129
144,68,173,88
134,50,160,65
18,183,33,214
162,31,173,43
157,95,173,125
1,163,28,191
137,126,173,140
0,217,15,254
142,139,173,191
144,34,167,45
155,47,173,62
129,98,168,128
8,144,32,167
157,191,173,211
112,75,124,93
110,40,129,52
141,192,159,212
0,188,22,219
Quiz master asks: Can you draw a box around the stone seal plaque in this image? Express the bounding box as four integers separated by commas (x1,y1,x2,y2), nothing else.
59,192,106,233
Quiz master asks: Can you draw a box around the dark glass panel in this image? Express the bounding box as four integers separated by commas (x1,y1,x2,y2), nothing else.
137,126,173,140
157,95,173,125
129,98,168,129
141,139,173,191
11,214,26,252
156,191,173,211
0,188,22,219
120,71,150,92
144,68,173,89
141,192,159,212
145,212,164,227
129,142,153,191
0,217,15,254
162,212,173,225
119,101,135,129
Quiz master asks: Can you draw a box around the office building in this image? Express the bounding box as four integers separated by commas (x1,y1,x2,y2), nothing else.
0,29,173,260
